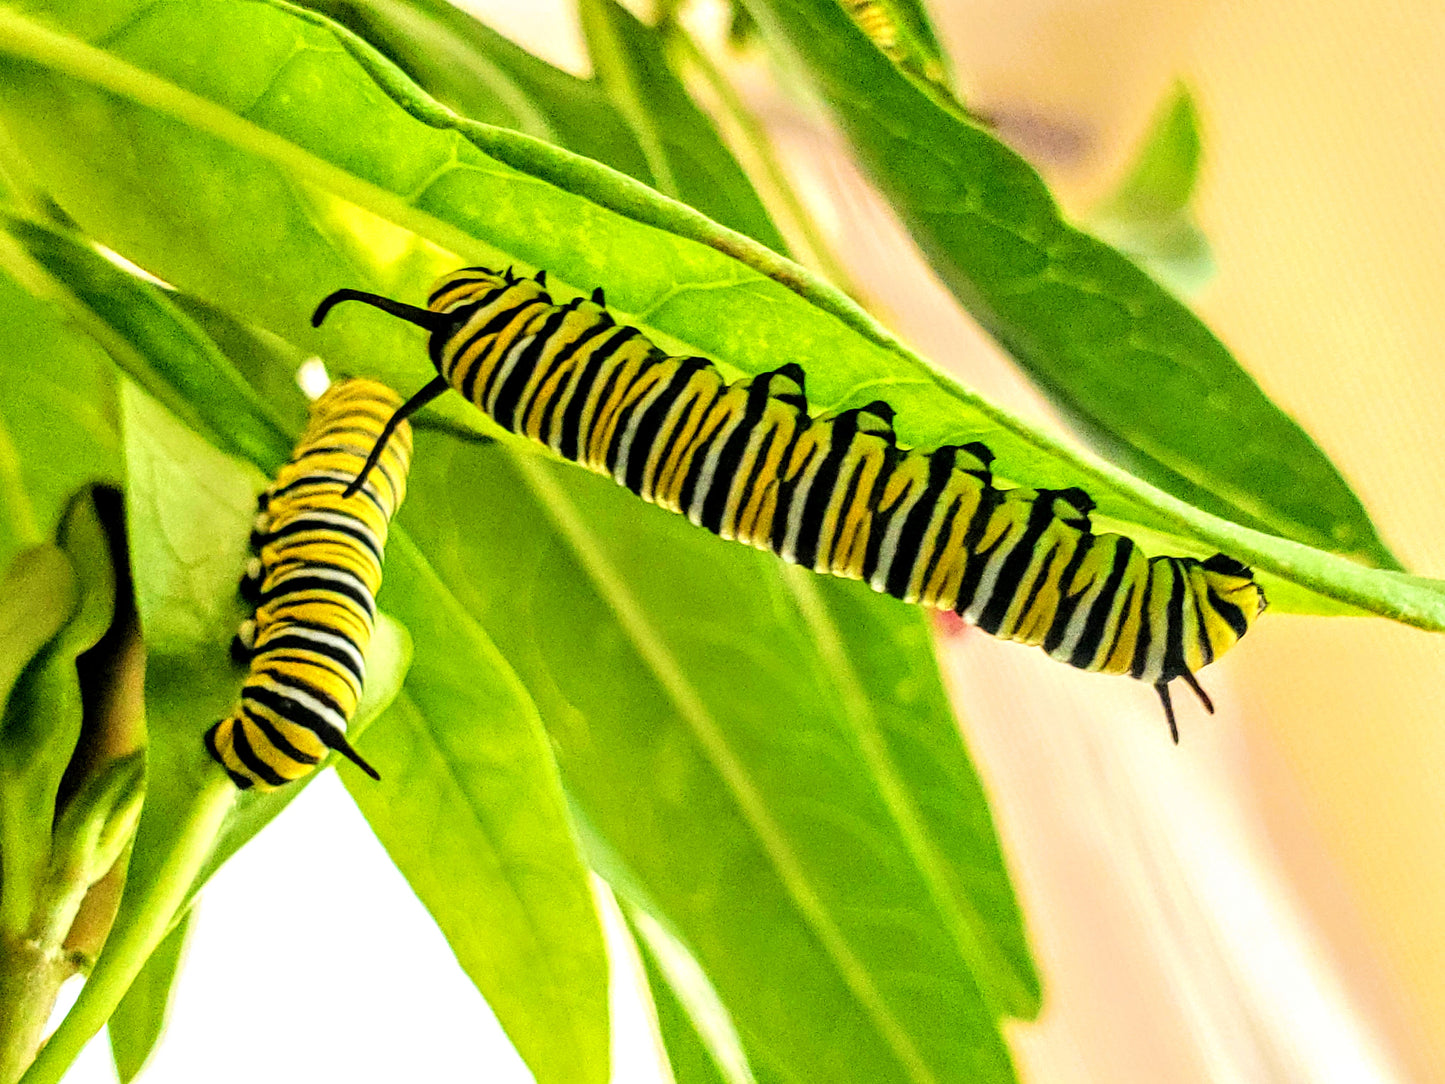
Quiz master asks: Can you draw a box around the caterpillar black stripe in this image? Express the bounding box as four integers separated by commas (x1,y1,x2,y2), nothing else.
205,378,412,790
313,268,1266,740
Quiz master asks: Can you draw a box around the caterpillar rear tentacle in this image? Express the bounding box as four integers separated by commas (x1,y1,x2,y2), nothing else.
313,268,1266,740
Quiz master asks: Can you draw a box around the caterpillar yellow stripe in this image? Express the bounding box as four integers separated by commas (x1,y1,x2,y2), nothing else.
205,378,412,790
313,269,1265,739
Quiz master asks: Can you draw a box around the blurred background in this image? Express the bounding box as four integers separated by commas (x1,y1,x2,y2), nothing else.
60,0,1445,1080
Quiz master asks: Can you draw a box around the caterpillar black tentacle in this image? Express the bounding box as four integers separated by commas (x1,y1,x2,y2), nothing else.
205,377,412,790
314,268,1266,738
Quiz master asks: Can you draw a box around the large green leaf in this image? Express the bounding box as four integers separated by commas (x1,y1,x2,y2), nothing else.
0,1,1434,628
741,0,1398,568
400,434,1020,1083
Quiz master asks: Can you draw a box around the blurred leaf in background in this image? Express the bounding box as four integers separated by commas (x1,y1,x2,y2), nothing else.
1087,83,1216,298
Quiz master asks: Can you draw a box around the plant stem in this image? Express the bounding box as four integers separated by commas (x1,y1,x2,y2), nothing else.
662,20,857,294
18,779,231,1084
0,937,73,1084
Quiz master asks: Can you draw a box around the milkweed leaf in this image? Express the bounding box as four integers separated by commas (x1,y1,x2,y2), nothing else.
107,907,192,1084
740,0,1398,568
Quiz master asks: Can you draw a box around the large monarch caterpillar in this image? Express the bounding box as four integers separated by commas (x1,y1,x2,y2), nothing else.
313,268,1266,739
204,378,412,790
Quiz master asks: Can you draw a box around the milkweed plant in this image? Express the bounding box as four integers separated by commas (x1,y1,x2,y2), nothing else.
0,2,1438,1083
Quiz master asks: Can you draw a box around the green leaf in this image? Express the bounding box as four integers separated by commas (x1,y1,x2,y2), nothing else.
0,260,121,571
341,531,610,1084
402,436,1019,1083
0,210,294,470
299,0,656,183
579,0,789,251
1094,83,1202,221
0,545,77,716
622,905,751,1084
0,491,116,940
740,0,1398,568
0,0,1430,628
108,907,192,1084
1087,84,1214,296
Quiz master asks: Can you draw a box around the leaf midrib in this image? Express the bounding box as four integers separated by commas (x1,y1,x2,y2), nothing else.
513,453,939,1084
783,568,1036,1020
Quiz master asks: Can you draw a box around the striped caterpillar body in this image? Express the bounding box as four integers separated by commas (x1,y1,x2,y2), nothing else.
313,268,1266,739
205,378,412,790
843,0,902,59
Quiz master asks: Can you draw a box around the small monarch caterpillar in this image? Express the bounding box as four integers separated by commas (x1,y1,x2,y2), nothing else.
204,377,413,790
843,0,902,59
840,0,950,93
313,268,1266,740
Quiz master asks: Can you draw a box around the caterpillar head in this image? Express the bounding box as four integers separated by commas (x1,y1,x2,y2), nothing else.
1199,553,1268,628
426,265,550,316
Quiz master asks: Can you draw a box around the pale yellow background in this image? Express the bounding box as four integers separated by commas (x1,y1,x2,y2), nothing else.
940,2,1445,1079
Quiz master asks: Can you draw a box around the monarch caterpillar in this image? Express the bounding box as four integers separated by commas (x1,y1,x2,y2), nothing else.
313,268,1266,740
843,0,902,59
204,378,412,790
840,0,951,94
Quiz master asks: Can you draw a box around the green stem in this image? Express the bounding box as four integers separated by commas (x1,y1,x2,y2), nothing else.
0,937,72,1084
661,20,857,293
18,778,232,1084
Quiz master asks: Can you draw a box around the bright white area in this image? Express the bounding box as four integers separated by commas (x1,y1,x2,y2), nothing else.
57,773,671,1084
